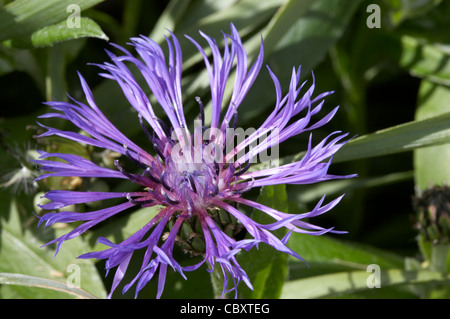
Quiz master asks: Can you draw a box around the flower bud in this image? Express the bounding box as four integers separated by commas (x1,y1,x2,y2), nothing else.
414,185,450,244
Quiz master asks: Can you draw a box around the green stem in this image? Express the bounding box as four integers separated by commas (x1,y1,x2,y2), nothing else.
210,265,225,299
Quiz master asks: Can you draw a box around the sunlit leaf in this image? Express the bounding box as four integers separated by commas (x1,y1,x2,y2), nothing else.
0,199,107,298
31,17,108,47
281,268,449,298
287,232,404,272
334,111,450,163
400,35,450,86
384,0,443,26
414,81,450,189
0,272,97,299
0,0,104,42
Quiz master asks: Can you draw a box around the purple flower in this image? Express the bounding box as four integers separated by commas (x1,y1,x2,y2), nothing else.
35,23,355,298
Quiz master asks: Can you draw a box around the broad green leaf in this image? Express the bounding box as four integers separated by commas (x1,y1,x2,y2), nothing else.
287,232,404,273
0,0,104,42
0,272,97,299
0,198,107,298
31,17,108,47
235,184,289,299
281,268,449,299
414,81,450,189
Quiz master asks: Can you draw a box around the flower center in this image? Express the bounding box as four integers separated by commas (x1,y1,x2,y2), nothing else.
119,120,251,213
162,149,220,212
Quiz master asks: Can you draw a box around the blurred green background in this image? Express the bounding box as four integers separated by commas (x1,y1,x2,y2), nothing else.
0,0,449,299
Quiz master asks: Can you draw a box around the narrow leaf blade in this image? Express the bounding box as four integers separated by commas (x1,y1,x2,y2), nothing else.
0,272,98,299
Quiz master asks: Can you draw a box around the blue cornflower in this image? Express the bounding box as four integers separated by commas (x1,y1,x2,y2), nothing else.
35,24,355,298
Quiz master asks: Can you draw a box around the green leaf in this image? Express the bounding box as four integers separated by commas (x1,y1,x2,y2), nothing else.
281,268,449,299
0,0,104,42
31,17,108,47
430,244,450,274
384,0,443,25
333,110,450,163
399,35,450,86
414,81,450,189
0,198,107,298
284,225,421,298
260,0,316,57
290,170,414,204
174,0,284,47
251,109,450,174
287,232,404,273
235,184,289,299
148,0,193,44
0,272,98,299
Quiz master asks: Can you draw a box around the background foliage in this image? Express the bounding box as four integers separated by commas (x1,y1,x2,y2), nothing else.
1,0,449,299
